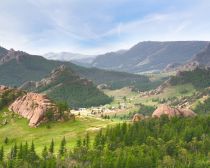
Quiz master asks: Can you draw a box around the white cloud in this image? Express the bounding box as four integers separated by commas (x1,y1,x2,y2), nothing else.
0,0,210,55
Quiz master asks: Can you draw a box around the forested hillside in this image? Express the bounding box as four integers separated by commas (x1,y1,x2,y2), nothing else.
170,68,210,89
20,66,113,108
0,115,209,167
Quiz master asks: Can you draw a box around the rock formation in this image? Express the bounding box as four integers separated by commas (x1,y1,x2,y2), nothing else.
9,93,59,127
0,48,29,65
0,85,9,93
152,104,196,118
132,113,144,122
164,63,181,72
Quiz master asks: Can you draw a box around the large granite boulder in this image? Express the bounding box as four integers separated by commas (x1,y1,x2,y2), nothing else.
152,104,196,118
9,93,59,127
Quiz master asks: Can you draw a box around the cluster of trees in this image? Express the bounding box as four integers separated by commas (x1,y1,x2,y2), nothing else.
170,68,210,89
194,97,210,114
45,101,76,123
1,115,210,167
0,89,23,110
48,83,113,108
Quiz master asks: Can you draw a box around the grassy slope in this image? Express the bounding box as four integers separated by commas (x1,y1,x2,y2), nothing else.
0,108,115,154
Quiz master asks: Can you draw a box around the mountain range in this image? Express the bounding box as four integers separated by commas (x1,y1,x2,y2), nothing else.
0,46,151,91
90,41,209,73
44,52,95,63
40,41,210,74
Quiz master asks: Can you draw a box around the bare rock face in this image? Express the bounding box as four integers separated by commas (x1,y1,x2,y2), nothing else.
9,93,59,127
152,104,196,118
0,49,29,65
164,63,181,72
132,114,144,122
0,85,9,93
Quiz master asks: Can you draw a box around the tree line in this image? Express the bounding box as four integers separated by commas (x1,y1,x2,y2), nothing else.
0,115,210,167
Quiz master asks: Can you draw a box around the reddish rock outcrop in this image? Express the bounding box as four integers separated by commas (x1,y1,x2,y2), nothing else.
9,93,59,127
152,104,196,118
132,114,144,122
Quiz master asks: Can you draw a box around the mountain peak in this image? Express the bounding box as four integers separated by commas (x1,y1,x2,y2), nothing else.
0,48,29,65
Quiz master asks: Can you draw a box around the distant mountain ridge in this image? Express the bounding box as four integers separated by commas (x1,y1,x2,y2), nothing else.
44,52,96,67
189,43,210,67
175,43,210,71
44,52,95,62
0,46,150,91
91,41,209,73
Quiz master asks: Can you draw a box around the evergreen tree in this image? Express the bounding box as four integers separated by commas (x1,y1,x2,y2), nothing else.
42,146,48,160
0,146,3,161
29,141,38,164
85,133,90,149
76,138,82,148
59,137,66,156
23,141,28,160
10,143,17,159
49,139,54,154
4,137,9,144
18,143,23,159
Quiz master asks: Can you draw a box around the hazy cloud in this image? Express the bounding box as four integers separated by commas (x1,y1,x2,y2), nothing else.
0,0,210,55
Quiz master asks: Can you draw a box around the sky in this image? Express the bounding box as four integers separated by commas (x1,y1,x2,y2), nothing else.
0,0,210,55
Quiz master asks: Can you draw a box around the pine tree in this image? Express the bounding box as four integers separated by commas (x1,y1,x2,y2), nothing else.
86,133,90,149
18,143,23,159
10,143,17,159
49,139,54,154
76,138,82,148
4,137,9,144
0,146,4,161
59,137,66,156
42,146,48,160
23,141,28,160
31,141,35,153
29,141,37,163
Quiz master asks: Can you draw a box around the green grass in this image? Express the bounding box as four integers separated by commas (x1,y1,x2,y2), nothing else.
0,109,115,154
103,84,197,112
157,83,196,98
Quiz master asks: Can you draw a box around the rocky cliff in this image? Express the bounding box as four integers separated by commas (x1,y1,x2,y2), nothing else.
0,49,29,65
152,104,196,118
9,93,59,127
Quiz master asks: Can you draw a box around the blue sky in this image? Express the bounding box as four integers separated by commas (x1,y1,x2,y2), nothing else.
0,0,210,55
